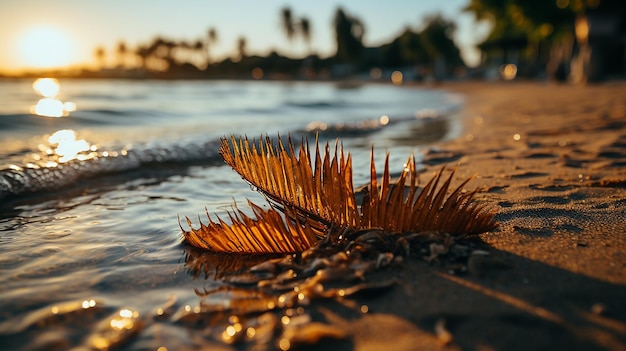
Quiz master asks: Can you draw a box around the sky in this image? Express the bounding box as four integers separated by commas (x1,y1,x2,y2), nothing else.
0,0,490,73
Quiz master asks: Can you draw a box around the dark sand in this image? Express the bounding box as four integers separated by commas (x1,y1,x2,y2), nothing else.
337,82,626,351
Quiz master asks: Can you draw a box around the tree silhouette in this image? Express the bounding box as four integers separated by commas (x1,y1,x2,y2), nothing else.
281,7,296,44
300,16,312,55
82,5,468,79
463,0,584,72
94,46,106,69
116,41,128,68
206,27,218,64
143,36,174,71
419,14,464,67
280,8,314,58
333,7,365,64
381,28,427,67
135,45,150,70
192,40,206,68
236,36,247,62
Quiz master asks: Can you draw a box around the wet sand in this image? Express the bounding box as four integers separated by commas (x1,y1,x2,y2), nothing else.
340,81,626,350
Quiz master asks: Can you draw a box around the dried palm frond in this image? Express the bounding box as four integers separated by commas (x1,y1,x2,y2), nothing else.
361,153,497,235
181,135,497,254
219,135,360,228
181,200,317,254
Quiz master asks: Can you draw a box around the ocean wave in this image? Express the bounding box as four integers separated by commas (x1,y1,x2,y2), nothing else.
0,113,425,200
69,93,149,101
285,101,346,109
0,109,176,132
0,113,77,131
0,138,222,201
298,106,455,138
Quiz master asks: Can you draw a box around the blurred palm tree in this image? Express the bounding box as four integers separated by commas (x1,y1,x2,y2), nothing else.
237,36,247,62
116,41,128,68
419,14,464,67
333,7,365,64
281,7,314,58
135,45,150,70
143,37,174,71
300,16,312,55
206,27,218,65
281,7,296,45
193,40,207,67
94,46,106,69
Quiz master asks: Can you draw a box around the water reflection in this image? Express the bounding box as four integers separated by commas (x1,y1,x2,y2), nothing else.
32,78,60,97
32,129,100,164
183,246,277,281
47,129,93,162
30,78,76,117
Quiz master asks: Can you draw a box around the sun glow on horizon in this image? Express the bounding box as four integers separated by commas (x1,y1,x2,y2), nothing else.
18,26,76,69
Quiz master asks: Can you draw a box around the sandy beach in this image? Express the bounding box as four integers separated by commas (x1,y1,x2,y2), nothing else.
334,81,626,351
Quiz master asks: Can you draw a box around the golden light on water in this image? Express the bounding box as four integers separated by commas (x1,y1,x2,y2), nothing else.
33,98,64,117
30,78,76,117
64,101,77,111
89,307,141,349
82,299,97,309
278,338,291,351
119,309,135,318
48,129,91,162
109,308,139,330
109,309,139,330
379,115,390,125
33,78,60,97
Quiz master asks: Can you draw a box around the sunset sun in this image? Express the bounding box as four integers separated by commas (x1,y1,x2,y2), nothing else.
18,26,75,69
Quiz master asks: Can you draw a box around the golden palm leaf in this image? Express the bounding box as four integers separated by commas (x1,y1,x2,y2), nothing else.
181,200,317,254
181,135,497,254
219,135,360,228
361,153,496,235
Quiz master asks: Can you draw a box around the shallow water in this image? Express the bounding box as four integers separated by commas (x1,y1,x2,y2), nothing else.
0,78,462,349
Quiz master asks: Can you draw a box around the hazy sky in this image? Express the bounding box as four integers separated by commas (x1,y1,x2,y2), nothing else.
0,0,489,73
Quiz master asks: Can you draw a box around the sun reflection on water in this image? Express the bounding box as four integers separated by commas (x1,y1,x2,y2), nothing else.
30,78,76,117
33,78,60,97
46,129,93,163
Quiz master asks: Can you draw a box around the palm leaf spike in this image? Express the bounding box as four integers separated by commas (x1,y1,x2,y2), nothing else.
180,200,317,254
409,165,446,231
383,156,410,230
378,152,391,227
359,146,377,228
